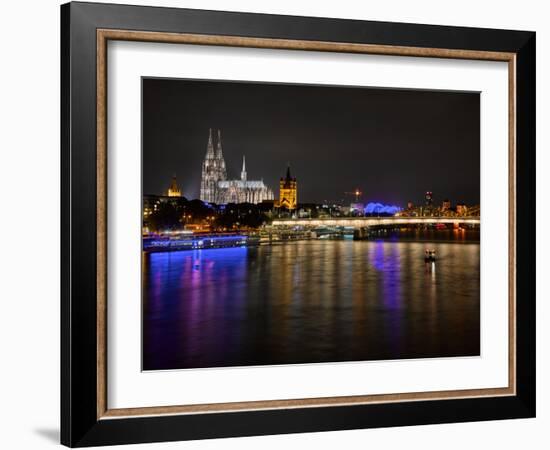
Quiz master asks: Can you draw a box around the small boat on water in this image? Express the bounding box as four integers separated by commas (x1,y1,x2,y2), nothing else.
424,249,436,262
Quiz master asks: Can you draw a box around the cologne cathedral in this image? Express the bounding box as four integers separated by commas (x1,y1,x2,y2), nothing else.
200,129,274,204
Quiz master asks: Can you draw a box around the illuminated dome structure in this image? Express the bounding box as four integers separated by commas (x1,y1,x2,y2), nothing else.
364,202,401,215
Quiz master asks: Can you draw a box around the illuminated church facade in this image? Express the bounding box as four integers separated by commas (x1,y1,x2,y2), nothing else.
166,175,182,197
278,165,297,209
200,129,274,204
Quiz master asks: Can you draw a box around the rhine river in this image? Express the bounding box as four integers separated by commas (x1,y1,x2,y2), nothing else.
142,234,480,370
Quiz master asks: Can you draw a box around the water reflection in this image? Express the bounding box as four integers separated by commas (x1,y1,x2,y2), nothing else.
143,240,480,370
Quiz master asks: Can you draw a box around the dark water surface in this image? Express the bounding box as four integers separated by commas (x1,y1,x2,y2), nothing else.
143,238,480,370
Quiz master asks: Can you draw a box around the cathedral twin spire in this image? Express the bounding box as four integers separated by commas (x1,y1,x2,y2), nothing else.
206,128,225,160
216,129,224,159
206,128,214,158
200,128,227,203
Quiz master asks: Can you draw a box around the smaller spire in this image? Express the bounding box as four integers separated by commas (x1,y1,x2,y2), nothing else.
241,155,247,181
286,164,292,181
167,173,182,197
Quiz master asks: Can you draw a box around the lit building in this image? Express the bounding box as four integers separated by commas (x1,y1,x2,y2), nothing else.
142,194,187,229
350,203,365,215
166,175,182,197
407,201,414,210
442,199,451,211
425,191,433,206
364,202,401,215
199,129,274,204
456,203,468,216
200,128,227,202
279,165,297,210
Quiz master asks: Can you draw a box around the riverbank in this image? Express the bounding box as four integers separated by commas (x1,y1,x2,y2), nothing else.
143,228,480,252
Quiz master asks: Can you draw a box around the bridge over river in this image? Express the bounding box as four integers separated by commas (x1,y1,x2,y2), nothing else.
271,216,480,228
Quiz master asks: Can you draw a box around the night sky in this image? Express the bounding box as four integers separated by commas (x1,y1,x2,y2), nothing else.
142,78,480,207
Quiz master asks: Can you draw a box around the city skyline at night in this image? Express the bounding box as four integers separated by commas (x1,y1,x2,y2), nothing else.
142,77,481,371
143,78,480,207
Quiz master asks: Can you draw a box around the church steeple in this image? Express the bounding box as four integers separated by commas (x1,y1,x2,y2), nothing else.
285,164,292,181
241,155,247,181
216,129,227,180
205,128,214,158
279,163,297,210
216,129,224,158
167,174,182,197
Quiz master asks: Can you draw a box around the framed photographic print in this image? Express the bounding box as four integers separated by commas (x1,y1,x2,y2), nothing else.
61,2,536,447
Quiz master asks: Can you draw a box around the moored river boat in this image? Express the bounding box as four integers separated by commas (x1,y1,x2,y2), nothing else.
143,232,259,252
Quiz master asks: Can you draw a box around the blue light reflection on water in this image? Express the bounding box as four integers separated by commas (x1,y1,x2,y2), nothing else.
142,240,480,370
144,247,249,369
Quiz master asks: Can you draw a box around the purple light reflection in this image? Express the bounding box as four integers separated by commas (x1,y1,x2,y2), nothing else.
143,247,250,370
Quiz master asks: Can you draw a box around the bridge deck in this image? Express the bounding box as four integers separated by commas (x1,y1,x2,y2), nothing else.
271,217,480,228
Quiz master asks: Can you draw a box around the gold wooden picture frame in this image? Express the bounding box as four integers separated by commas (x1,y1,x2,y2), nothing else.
96,28,517,419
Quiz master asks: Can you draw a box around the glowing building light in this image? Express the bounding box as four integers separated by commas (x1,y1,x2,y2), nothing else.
364,202,402,215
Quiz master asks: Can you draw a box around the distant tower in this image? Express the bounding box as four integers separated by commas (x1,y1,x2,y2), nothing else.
241,155,247,181
166,174,182,197
200,128,227,203
279,165,297,210
442,199,451,211
425,191,433,206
